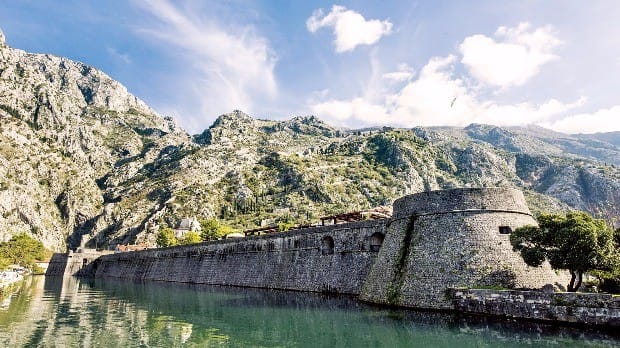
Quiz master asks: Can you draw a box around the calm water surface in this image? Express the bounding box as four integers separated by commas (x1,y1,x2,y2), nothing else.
0,276,618,347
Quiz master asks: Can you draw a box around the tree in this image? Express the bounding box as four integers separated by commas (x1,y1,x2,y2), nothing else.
594,227,620,293
0,233,51,270
156,227,178,248
179,231,201,245
199,219,220,241
510,212,617,292
278,221,295,232
199,218,235,241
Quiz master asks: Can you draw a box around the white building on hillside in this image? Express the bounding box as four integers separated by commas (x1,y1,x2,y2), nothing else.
174,217,201,238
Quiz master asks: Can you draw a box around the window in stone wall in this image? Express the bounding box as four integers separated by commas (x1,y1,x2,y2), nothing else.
369,232,385,252
499,226,512,234
321,236,335,255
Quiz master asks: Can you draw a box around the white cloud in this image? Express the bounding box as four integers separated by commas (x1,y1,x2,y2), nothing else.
388,55,475,127
459,22,561,87
474,97,587,126
542,105,620,134
106,47,132,64
312,98,390,126
382,63,414,82
308,22,594,133
134,0,277,131
307,5,393,53
310,54,584,130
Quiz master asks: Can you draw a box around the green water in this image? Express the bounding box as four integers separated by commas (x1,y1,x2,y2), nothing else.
0,276,618,347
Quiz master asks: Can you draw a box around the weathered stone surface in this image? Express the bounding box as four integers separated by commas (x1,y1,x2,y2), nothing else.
392,187,532,218
89,220,386,294
360,188,568,309
450,288,620,327
86,188,567,308
62,187,620,328
46,249,111,276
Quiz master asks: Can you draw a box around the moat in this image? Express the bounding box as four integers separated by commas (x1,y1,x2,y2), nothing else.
1,276,619,347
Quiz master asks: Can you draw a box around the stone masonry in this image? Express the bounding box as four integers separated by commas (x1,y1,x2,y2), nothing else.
86,220,387,295
82,188,568,311
449,288,620,327
46,249,112,276
359,187,568,309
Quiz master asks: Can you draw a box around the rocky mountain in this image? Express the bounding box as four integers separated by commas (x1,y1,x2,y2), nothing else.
0,32,618,251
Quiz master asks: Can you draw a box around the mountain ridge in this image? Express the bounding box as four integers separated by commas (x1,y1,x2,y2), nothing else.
0,34,618,251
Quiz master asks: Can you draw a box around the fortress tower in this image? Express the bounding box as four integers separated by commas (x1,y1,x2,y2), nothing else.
360,187,567,309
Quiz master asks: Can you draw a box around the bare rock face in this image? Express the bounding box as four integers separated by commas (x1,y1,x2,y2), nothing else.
0,31,618,251
0,34,189,250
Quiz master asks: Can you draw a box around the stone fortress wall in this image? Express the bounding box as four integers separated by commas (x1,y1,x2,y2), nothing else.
449,288,620,327
78,188,567,311
86,219,387,295
46,249,111,276
360,188,567,309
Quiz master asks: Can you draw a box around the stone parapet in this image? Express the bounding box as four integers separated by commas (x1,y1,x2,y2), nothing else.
449,288,620,327
89,219,387,295
392,187,532,219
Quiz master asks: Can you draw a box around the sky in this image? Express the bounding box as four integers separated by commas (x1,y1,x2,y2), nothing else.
1,1,619,134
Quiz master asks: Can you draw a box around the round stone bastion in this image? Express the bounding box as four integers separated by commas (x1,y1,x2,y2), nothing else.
360,187,568,310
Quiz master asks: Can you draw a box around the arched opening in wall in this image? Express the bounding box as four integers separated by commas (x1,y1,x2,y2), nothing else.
499,226,512,235
321,236,335,255
369,232,385,252
82,258,88,268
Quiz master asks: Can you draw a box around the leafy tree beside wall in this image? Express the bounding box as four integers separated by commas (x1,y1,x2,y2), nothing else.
200,219,236,241
594,227,620,293
0,233,51,271
156,227,178,248
179,231,201,245
510,212,618,292
155,220,238,247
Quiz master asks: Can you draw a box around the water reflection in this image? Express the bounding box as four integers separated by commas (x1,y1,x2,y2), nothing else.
0,276,618,347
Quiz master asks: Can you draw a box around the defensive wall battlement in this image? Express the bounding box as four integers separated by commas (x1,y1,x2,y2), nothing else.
72,187,567,310
85,219,387,295
391,187,532,218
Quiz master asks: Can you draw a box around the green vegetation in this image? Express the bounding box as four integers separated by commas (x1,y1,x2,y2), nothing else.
595,227,620,294
0,233,51,271
156,228,177,248
200,219,236,241
155,219,237,247
387,216,417,305
510,212,618,292
278,221,296,232
0,255,9,271
178,231,202,245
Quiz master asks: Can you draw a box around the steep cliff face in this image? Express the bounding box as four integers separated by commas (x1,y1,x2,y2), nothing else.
0,32,618,251
0,32,189,250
